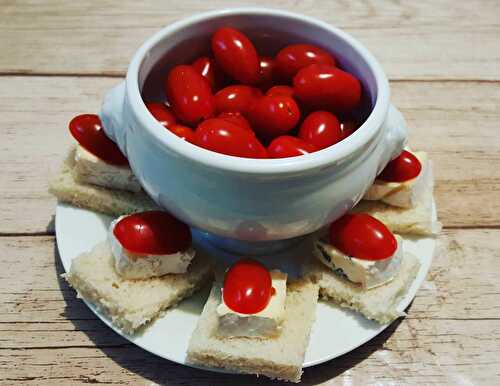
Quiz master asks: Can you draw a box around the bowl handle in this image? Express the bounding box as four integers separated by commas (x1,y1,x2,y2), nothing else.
376,104,408,174
99,81,128,155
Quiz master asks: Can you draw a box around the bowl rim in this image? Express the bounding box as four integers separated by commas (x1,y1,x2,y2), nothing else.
126,7,390,174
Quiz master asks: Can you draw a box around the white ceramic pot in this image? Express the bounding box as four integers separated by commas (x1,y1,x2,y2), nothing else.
100,8,407,244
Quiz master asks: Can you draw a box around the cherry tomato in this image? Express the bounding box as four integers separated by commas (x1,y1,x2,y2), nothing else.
214,85,262,115
340,120,358,139
218,112,253,133
212,27,260,85
378,150,422,182
195,118,267,158
113,211,192,255
298,111,342,150
275,44,336,81
248,95,301,140
258,56,275,89
169,124,196,143
293,64,361,113
223,259,273,314
165,65,215,126
267,135,316,158
145,102,177,129
329,213,397,261
191,56,222,91
69,114,128,166
266,85,294,97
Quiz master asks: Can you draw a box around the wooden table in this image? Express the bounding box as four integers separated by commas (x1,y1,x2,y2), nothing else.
1,1,499,385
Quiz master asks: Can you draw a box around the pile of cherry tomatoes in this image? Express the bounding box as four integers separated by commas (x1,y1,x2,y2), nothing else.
145,27,363,159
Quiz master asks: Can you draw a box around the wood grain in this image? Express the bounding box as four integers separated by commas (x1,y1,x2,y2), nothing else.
0,0,499,80
1,76,499,234
0,230,499,385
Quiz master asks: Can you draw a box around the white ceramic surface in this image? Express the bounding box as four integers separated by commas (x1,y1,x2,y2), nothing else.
56,202,436,370
99,8,408,242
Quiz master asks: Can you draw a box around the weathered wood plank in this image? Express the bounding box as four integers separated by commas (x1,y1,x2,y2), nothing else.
1,76,499,233
0,0,499,80
0,230,499,385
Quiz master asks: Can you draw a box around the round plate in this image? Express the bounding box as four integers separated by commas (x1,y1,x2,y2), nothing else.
55,202,435,369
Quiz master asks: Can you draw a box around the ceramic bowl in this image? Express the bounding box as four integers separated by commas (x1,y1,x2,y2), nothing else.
100,7,407,248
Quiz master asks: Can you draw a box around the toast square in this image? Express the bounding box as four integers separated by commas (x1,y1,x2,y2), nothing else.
304,252,420,324
63,241,213,334
49,148,159,216
187,278,319,383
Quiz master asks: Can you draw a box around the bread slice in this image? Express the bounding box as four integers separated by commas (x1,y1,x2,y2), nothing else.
187,279,319,383
304,252,420,324
352,162,441,236
63,241,213,334
49,148,159,216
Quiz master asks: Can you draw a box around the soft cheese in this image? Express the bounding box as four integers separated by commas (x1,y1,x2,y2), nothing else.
108,217,195,279
73,145,141,193
314,236,403,290
363,151,429,208
216,270,287,338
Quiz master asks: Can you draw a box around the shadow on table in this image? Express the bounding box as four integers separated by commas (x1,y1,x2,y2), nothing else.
54,241,408,385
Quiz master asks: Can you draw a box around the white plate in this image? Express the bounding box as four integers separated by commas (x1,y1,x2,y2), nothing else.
55,202,435,369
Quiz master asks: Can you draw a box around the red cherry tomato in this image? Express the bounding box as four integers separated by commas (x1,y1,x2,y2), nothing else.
169,124,196,143
378,150,422,182
340,120,358,139
267,135,316,158
212,27,260,85
329,213,397,261
145,102,177,129
223,259,273,314
214,85,262,115
195,118,267,158
69,114,128,166
299,111,342,150
218,112,253,133
191,56,222,91
258,56,275,89
113,211,192,255
165,65,215,126
293,64,361,113
275,44,336,81
248,95,301,140
266,85,294,97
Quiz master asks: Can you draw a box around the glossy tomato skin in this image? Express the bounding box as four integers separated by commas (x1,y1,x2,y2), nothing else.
223,259,273,314
378,150,422,182
248,95,301,140
267,135,316,158
258,56,276,89
329,213,397,261
340,120,358,140
165,65,215,126
191,56,223,91
275,44,336,81
266,85,294,97
195,118,267,158
169,124,196,143
293,64,361,113
212,27,260,85
113,210,192,255
299,111,342,150
69,114,128,166
145,102,177,129
218,112,253,133
214,85,262,115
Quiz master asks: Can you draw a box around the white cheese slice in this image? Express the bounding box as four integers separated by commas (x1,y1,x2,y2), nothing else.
73,145,141,193
363,151,429,208
216,270,287,338
314,236,403,290
108,217,195,279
